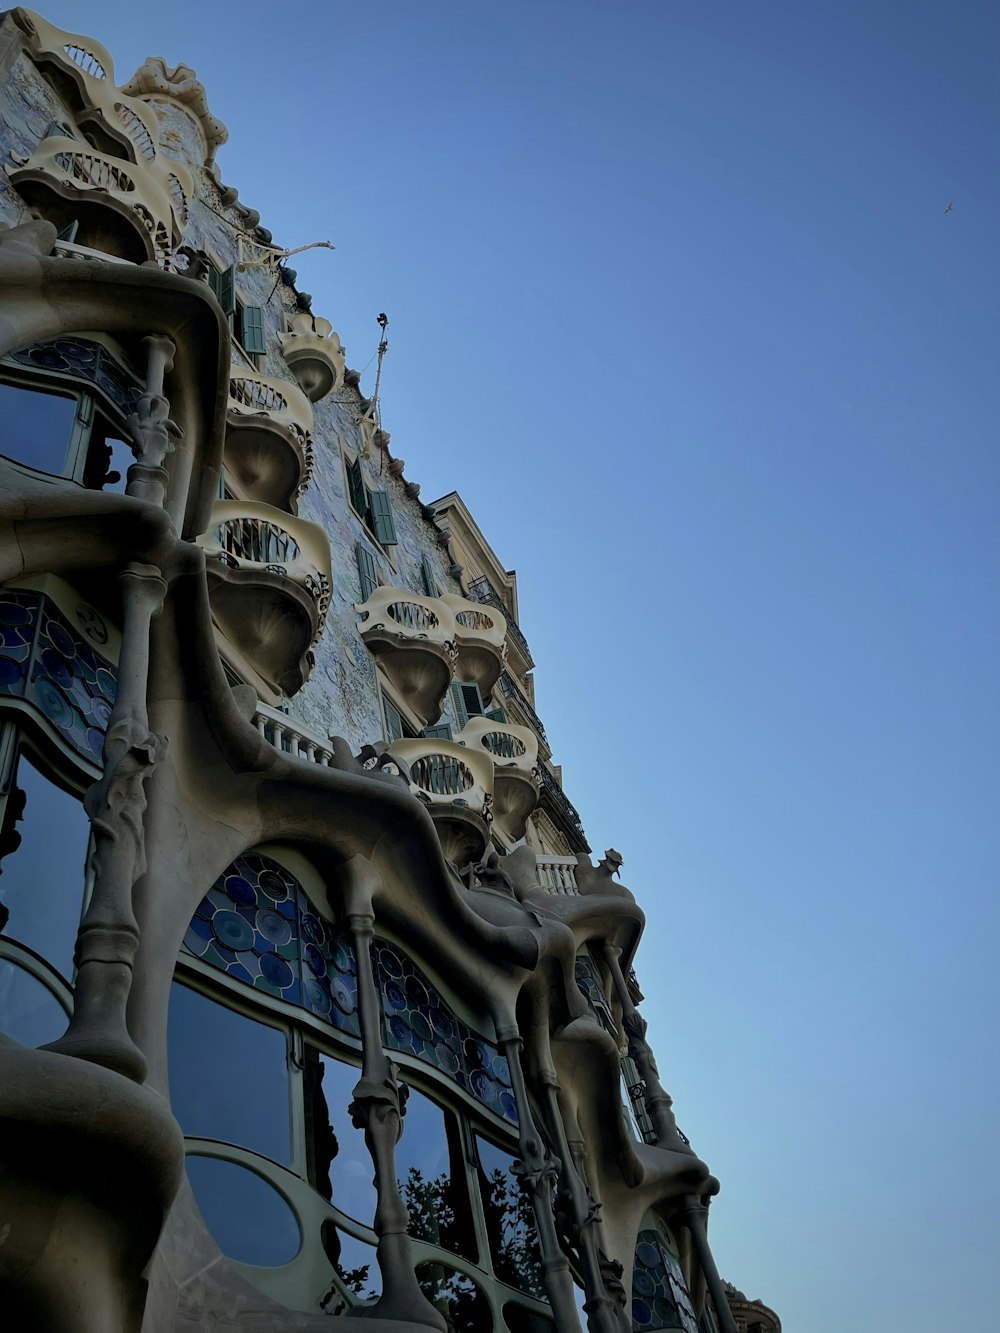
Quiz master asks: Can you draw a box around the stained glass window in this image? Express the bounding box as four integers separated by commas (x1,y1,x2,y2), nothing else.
183,854,518,1124
632,1230,698,1333
182,852,360,1038
7,337,142,420
0,591,117,763
574,954,607,1011
375,939,518,1126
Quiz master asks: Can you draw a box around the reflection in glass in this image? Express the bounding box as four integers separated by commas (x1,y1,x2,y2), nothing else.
0,957,67,1046
476,1136,544,1299
319,1222,381,1313
416,1260,492,1333
186,1154,300,1267
0,750,90,979
397,1084,476,1261
503,1302,554,1333
309,1049,376,1226
168,982,290,1164
0,381,76,476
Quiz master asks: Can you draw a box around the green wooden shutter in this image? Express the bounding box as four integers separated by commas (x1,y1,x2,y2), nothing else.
421,723,453,741
240,305,266,354
420,554,439,598
369,490,398,545
212,263,236,318
484,705,507,723
451,681,484,730
347,457,368,517
356,541,379,602
382,696,405,742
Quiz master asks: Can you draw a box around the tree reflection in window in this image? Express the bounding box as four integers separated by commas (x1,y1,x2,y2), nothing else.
397,1083,477,1262
319,1222,380,1313
475,1135,545,1300
416,1260,492,1333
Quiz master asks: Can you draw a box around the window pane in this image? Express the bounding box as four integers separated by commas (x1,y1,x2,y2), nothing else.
168,981,291,1164
416,1261,492,1333
504,1303,554,1333
0,381,76,475
397,1084,476,1261
310,1049,377,1226
0,957,67,1046
186,1154,299,1266
0,750,90,979
320,1224,381,1313
476,1136,545,1299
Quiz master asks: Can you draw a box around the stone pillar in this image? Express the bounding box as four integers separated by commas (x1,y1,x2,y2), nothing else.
535,1071,629,1333
683,1196,739,1333
345,904,445,1330
43,563,167,1082
496,1026,583,1333
603,944,689,1153
125,335,181,509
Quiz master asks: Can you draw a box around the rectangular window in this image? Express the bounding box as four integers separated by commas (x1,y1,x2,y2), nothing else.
450,681,485,730
420,554,439,598
382,695,406,743
0,380,80,477
346,456,368,519
421,723,453,741
484,705,507,724
356,542,379,603
238,304,266,355
208,262,236,318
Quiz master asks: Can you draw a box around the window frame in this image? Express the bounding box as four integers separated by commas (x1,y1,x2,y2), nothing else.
343,450,398,558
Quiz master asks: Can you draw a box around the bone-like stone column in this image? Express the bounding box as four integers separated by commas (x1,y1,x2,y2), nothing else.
536,1070,629,1333
126,335,182,510
683,1196,740,1333
603,944,689,1153
42,563,167,1082
345,901,445,1329
496,1024,583,1333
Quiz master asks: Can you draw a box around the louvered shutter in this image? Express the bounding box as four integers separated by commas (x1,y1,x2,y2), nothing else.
382,696,405,742
347,457,368,517
421,723,453,741
369,489,397,545
484,706,507,723
420,554,439,598
214,263,236,317
451,681,484,730
356,541,379,602
240,305,266,354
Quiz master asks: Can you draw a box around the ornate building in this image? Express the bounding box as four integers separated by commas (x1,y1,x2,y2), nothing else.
0,9,779,1333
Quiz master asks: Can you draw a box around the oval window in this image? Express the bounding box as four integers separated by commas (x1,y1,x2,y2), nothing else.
186,1154,300,1267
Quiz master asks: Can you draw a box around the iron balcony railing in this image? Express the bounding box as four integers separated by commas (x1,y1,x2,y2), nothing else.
467,575,533,665
537,762,589,849
497,671,548,747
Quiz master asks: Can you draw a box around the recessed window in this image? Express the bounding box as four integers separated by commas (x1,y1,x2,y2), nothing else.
168,981,291,1165
206,262,266,355
0,747,91,981
396,1084,477,1261
0,381,78,476
345,455,397,547
476,1135,545,1299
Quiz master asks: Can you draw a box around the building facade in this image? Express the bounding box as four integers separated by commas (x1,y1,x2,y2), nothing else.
0,10,777,1333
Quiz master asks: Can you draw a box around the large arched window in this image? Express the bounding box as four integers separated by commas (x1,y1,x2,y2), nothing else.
171,848,551,1330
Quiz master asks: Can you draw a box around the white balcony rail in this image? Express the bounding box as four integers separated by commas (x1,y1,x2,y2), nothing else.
253,703,336,765
534,855,578,895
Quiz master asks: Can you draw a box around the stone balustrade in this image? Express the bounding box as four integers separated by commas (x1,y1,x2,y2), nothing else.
226,368,314,510
534,855,579,895
278,311,345,402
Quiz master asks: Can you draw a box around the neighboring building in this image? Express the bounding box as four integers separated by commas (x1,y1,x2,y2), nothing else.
0,10,777,1333
724,1285,782,1333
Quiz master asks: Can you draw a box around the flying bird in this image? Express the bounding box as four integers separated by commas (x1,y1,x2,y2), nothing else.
944,202,954,213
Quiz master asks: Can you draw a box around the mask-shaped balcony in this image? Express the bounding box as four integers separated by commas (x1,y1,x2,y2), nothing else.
355,587,457,728
226,370,314,512
456,716,540,841
388,739,494,866
440,593,507,698
6,135,191,266
278,312,345,402
198,501,332,698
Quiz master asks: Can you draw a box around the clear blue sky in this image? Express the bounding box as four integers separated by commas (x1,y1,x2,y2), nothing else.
37,1,1000,1327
